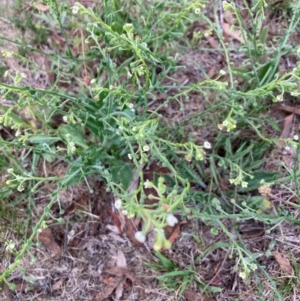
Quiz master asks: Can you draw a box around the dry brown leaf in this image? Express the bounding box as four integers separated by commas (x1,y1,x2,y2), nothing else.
276,104,300,116
102,277,115,285
115,278,126,301
275,113,294,148
207,65,217,78
224,9,235,24
106,267,143,287
52,278,66,291
166,223,181,244
62,193,89,216
97,266,143,300
183,288,200,301
107,209,123,234
37,228,61,256
221,22,244,44
205,36,220,49
273,251,293,275
117,249,127,268
97,276,122,300
280,114,294,139
33,3,49,12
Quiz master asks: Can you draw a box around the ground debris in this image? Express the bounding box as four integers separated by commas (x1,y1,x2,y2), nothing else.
273,251,294,276
94,250,143,301
37,228,62,257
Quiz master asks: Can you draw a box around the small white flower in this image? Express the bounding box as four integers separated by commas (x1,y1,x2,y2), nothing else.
132,126,137,132
143,145,150,152
293,135,299,141
7,168,14,174
4,70,9,77
128,153,132,160
276,95,283,102
285,146,291,151
134,231,146,243
115,198,122,209
219,69,226,76
63,116,68,123
203,141,211,149
166,214,178,227
71,146,76,153
222,120,229,126
20,72,27,78
90,78,96,84
128,103,134,109
241,181,248,188
239,271,246,279
194,8,201,14
72,5,79,14
144,179,151,189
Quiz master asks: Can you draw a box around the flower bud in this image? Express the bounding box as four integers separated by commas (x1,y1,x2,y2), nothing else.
134,231,146,243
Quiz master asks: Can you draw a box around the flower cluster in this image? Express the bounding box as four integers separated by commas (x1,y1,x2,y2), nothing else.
229,178,248,188
6,168,25,192
218,117,237,132
183,142,211,162
129,177,186,251
1,50,13,58
258,184,271,197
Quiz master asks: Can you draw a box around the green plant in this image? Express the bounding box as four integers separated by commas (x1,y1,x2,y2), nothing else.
1,0,300,299
151,251,220,296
